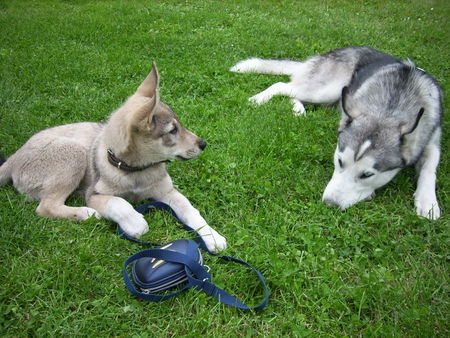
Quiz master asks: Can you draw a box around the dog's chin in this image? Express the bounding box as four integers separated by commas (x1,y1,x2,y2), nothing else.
176,151,202,161
324,193,373,211
338,194,375,210
363,192,376,201
176,155,192,161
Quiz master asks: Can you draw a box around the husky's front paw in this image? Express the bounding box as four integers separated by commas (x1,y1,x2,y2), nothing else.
201,228,227,253
415,197,440,220
230,58,260,73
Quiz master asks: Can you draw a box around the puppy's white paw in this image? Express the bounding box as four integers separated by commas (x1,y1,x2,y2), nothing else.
103,197,149,237
120,213,149,238
249,93,269,105
201,228,227,253
415,197,440,220
80,207,102,221
119,212,148,238
230,58,260,73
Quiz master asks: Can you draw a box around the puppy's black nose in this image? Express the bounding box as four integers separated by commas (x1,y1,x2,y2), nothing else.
198,139,207,150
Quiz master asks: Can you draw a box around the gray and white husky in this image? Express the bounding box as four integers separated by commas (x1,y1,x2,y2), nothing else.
0,63,227,251
231,46,442,219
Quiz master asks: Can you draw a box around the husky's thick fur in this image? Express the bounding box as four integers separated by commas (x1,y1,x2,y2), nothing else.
0,63,227,251
231,46,442,219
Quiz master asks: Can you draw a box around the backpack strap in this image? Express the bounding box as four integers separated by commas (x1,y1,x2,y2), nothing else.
186,253,269,310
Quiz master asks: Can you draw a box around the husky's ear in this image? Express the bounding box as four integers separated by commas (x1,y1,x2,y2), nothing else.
400,108,424,137
400,108,425,166
339,86,353,130
136,62,160,99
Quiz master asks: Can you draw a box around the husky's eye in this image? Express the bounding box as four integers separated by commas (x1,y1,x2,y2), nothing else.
360,172,374,179
169,127,178,135
338,159,343,168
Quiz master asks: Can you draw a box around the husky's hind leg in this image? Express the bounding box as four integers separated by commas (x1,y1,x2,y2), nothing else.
233,56,350,115
414,128,441,220
249,79,344,115
249,82,298,105
231,58,312,112
291,99,306,115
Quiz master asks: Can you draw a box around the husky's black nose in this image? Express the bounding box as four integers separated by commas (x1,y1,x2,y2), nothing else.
323,198,338,208
198,139,207,150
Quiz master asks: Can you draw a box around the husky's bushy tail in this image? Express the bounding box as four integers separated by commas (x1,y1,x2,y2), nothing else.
230,58,302,76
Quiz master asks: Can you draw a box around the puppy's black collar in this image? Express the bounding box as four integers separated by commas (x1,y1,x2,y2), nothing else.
107,149,167,172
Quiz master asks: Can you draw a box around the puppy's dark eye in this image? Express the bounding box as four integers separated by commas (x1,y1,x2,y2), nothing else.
360,172,374,179
169,127,178,135
338,159,343,168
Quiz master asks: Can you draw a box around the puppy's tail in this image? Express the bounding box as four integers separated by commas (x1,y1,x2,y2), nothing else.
230,58,302,76
0,153,11,186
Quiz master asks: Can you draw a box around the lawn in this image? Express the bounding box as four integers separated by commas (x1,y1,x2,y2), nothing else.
0,0,448,336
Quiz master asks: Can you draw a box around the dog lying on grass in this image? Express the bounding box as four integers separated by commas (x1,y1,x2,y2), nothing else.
0,63,227,252
231,46,442,219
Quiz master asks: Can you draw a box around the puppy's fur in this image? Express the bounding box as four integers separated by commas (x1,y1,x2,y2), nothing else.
0,63,227,252
231,46,442,219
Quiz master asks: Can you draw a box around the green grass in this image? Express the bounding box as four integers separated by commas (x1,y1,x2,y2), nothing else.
1,0,449,336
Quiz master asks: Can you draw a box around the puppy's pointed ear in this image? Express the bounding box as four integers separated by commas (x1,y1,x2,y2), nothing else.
131,62,160,128
136,62,160,98
339,86,353,130
131,95,158,128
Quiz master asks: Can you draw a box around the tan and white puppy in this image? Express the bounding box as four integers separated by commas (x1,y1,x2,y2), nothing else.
0,63,227,252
